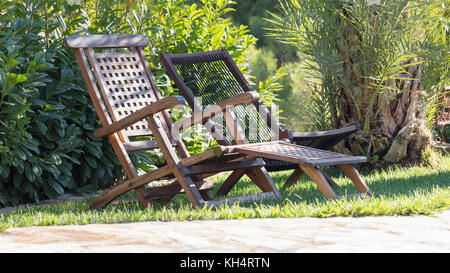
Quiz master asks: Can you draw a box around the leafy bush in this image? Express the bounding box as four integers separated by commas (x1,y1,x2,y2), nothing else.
0,0,277,207
443,125,450,143
247,45,315,132
228,0,299,65
0,1,124,206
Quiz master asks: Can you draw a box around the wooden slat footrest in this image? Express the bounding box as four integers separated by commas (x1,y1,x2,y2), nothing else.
203,192,276,208
234,142,367,167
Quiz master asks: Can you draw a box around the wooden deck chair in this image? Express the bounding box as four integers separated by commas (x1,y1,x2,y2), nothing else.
65,35,280,209
160,48,372,199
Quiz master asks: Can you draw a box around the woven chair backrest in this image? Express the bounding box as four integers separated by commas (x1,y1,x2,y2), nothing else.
162,49,277,145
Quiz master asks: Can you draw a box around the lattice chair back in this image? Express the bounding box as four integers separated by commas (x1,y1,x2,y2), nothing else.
91,50,157,138
65,35,178,150
160,48,287,145
65,35,183,207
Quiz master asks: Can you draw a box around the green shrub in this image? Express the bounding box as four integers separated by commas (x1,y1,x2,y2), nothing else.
0,1,124,206
0,0,276,207
247,45,315,132
228,0,299,65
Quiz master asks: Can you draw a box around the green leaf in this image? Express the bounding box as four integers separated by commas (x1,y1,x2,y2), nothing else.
7,57,20,68
35,120,48,134
86,144,101,159
55,14,66,32
0,165,10,178
84,155,98,169
96,166,105,179
58,153,81,165
75,183,98,194
13,174,22,188
42,183,58,200
48,180,64,195
6,73,27,88
24,163,35,182
9,93,25,104
49,154,62,165
16,149,27,161
16,161,24,174
42,164,61,178
58,175,74,188
32,163,42,177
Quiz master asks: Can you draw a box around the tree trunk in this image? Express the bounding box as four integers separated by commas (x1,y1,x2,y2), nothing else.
336,59,432,165
327,2,435,165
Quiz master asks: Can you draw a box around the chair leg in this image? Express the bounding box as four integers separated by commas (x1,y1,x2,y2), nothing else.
135,187,151,207
338,164,372,195
116,179,151,205
318,169,341,189
247,167,280,198
216,169,246,196
282,168,304,189
199,189,213,200
172,171,206,208
299,165,338,199
245,169,265,192
146,115,206,208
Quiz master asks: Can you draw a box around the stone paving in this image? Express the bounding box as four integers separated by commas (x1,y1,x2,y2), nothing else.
0,209,449,253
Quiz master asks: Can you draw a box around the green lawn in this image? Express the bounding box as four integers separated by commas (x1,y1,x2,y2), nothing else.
1,155,449,231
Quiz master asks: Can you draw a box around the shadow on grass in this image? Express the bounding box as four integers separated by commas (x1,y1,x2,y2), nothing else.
222,165,450,207
101,165,450,210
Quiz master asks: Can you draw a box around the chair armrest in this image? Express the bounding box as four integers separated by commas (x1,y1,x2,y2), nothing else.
291,122,360,150
93,96,186,138
172,92,260,132
292,122,360,140
279,128,293,140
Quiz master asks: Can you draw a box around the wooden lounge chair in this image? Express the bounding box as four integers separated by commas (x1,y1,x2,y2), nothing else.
160,48,372,198
65,34,280,209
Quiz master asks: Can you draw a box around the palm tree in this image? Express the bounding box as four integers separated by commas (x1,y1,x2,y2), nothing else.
267,0,449,164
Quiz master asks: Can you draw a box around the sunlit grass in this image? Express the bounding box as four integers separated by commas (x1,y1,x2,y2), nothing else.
1,155,449,231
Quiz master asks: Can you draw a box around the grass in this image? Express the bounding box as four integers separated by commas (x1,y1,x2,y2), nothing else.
1,155,449,232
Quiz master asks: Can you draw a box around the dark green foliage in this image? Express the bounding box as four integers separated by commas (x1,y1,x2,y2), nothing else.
0,1,124,207
227,0,298,65
444,125,450,143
